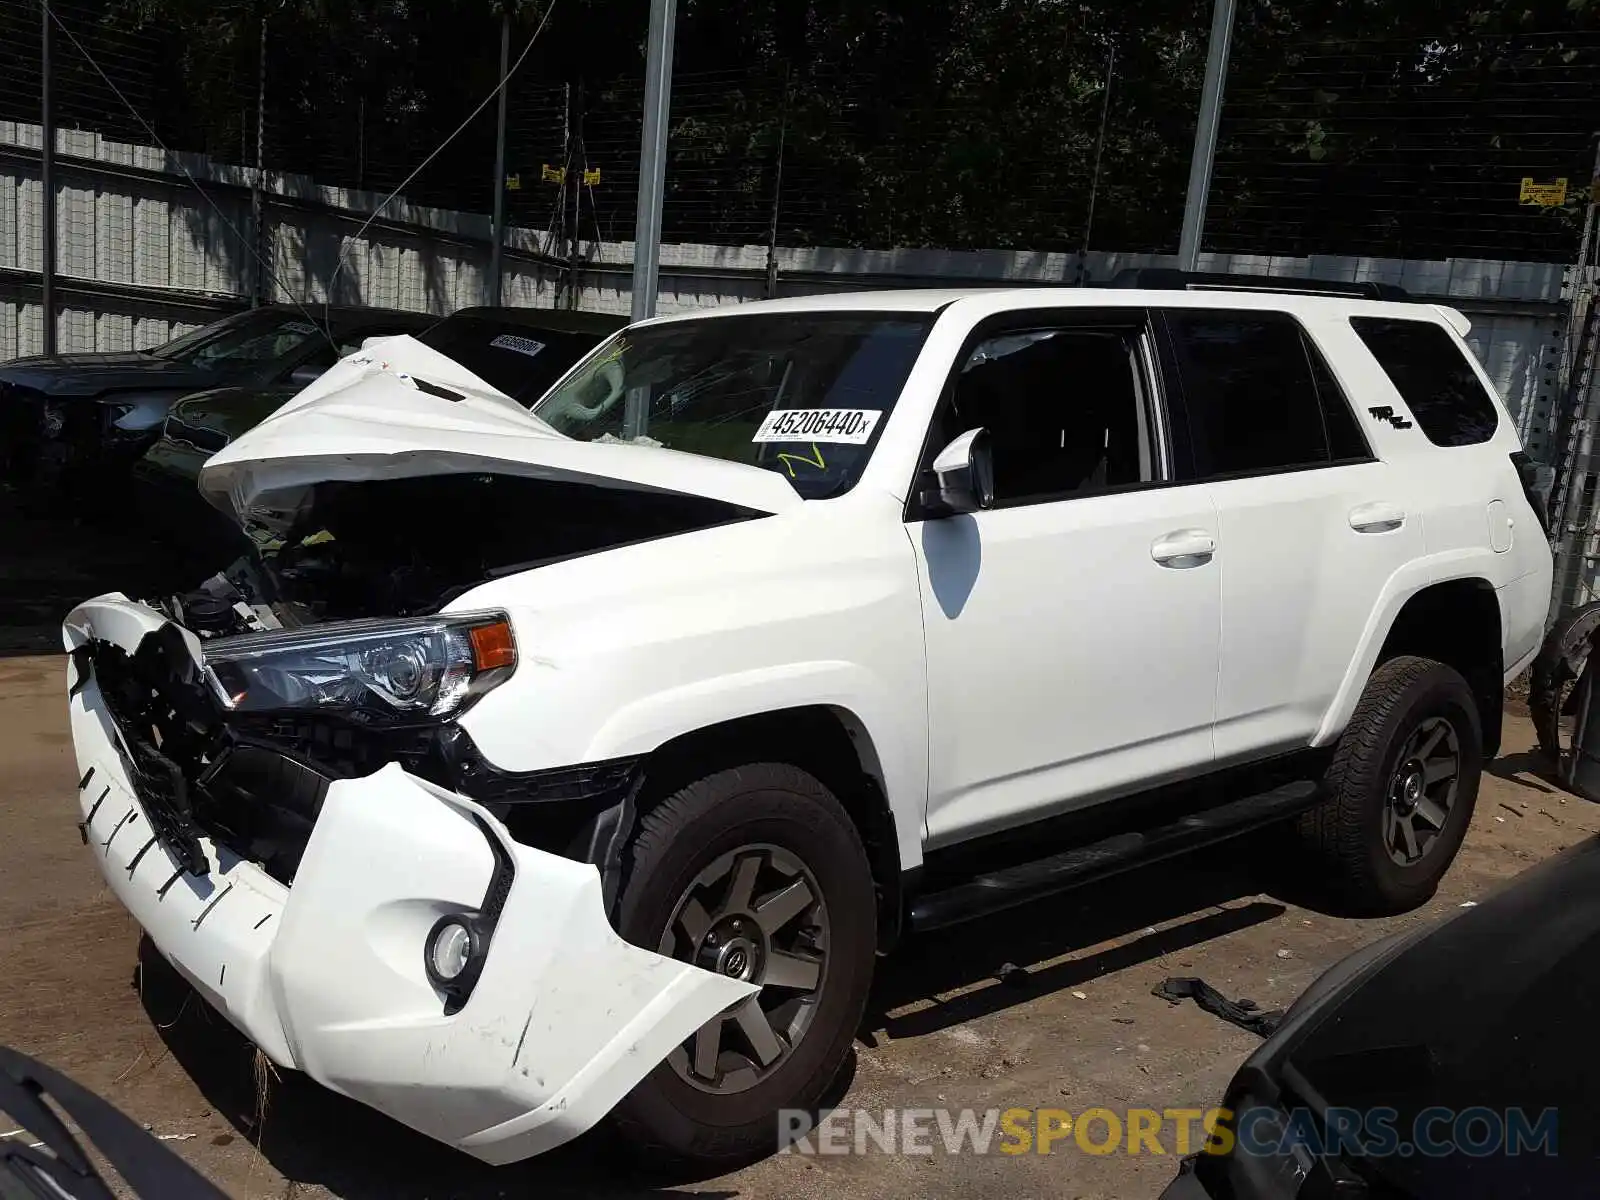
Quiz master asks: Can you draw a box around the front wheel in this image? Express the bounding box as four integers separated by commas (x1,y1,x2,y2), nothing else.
611,763,877,1165
1296,655,1483,914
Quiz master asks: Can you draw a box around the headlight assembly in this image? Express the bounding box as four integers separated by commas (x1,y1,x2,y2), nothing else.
202,611,517,721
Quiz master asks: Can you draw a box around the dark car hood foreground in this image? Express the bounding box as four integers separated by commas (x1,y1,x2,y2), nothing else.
0,351,221,398
1246,838,1600,1196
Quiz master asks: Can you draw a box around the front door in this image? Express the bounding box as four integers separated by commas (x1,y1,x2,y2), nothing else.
910,312,1221,849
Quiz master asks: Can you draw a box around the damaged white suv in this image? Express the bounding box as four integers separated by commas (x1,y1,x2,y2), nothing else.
64,276,1552,1167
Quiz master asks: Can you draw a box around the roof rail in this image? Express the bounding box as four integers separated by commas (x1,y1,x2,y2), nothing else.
1107,268,1411,302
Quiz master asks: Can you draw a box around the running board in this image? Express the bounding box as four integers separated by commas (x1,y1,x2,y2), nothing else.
908,780,1321,933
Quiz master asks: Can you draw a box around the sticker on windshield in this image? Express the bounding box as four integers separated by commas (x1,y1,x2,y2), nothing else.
285,321,318,335
490,333,547,359
752,408,882,445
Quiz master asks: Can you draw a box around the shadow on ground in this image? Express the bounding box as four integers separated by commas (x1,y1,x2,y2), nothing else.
1486,749,1582,798
138,841,1298,1198
865,841,1290,1040
136,938,755,1199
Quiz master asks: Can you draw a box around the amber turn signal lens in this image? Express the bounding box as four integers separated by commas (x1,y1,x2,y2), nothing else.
468,620,516,672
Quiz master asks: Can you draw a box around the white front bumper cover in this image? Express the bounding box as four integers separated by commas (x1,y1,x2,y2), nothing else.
63,595,756,1164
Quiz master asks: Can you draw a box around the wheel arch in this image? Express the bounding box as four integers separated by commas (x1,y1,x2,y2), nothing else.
1377,579,1504,758
635,705,909,952
1318,573,1505,758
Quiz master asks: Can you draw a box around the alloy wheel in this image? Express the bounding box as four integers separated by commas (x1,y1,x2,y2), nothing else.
1384,716,1460,867
658,844,830,1094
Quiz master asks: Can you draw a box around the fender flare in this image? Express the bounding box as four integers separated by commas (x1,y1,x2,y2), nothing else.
582,660,926,873
1313,552,1508,747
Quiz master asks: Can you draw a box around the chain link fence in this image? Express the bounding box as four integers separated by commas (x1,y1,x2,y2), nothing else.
3,2,1594,265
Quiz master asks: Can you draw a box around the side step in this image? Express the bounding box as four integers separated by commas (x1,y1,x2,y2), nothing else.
908,780,1321,933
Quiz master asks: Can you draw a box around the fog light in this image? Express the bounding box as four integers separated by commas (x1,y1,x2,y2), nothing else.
425,915,483,996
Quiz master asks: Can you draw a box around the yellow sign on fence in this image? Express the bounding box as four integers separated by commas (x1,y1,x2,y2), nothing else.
541,163,566,184
1519,177,1568,207
583,167,602,186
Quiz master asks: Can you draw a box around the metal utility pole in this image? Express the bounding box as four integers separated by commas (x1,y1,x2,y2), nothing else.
764,69,790,300
488,9,511,306
566,81,585,309
250,8,268,306
1178,0,1235,272
630,0,676,323
40,0,56,355
1546,138,1600,613
1078,43,1116,281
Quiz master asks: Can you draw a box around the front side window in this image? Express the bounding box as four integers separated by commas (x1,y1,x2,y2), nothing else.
1350,317,1500,447
943,326,1155,506
1164,311,1342,477
533,312,934,498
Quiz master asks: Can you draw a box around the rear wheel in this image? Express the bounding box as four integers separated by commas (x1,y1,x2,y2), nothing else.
1296,656,1482,913
611,763,876,1165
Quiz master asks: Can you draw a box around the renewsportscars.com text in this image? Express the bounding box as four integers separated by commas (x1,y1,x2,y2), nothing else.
778,1106,1558,1159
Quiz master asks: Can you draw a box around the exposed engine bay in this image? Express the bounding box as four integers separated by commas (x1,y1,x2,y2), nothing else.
79,472,759,885
161,472,761,637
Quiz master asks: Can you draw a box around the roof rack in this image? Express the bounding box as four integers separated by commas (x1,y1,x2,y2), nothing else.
1107,268,1411,302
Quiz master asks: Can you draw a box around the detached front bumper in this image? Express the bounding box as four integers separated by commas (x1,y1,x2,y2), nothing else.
63,596,756,1164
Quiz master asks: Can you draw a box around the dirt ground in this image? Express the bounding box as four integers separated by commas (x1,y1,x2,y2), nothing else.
0,648,1592,1200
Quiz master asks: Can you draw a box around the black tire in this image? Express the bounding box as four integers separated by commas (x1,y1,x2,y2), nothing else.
610,763,876,1165
1296,656,1482,914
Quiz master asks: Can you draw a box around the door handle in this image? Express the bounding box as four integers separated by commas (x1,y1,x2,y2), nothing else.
1151,529,1216,567
1349,503,1406,534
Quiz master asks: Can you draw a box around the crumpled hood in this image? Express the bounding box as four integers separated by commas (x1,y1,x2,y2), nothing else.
198,334,804,525
0,351,220,398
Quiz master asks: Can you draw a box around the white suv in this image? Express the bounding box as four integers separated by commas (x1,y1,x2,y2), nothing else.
63,279,1552,1167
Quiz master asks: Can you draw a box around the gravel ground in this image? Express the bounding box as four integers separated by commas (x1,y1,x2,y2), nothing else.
0,647,1590,1200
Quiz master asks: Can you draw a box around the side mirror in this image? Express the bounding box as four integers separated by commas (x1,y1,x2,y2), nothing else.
288,364,325,388
924,428,995,516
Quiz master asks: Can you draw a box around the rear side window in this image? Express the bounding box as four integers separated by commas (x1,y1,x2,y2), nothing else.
1164,311,1348,477
1349,317,1500,447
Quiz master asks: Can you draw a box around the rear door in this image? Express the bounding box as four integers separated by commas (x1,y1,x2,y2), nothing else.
1156,307,1424,763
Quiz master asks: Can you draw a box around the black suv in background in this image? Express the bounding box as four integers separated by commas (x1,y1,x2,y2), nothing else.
0,304,433,503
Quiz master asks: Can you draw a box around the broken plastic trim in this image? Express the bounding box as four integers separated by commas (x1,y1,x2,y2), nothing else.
0,1046,228,1199
71,630,224,877
431,815,516,1016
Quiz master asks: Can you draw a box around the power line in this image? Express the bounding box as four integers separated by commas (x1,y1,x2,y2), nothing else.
324,0,561,307
39,1,334,348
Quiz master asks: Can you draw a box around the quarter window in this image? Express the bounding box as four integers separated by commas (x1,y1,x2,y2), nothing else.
1350,317,1500,447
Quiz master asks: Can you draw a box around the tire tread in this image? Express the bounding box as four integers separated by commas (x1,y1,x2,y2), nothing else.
1298,655,1480,911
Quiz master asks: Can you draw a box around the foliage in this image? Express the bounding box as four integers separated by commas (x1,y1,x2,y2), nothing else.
12,0,1598,257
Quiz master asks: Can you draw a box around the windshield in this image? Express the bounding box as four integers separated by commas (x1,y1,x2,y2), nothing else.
532,312,933,498
416,315,615,405
153,309,325,373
